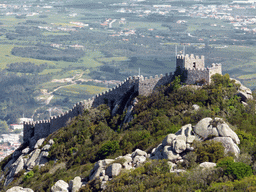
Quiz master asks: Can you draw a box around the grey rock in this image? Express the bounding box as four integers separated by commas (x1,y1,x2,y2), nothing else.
6,155,24,182
42,144,51,151
199,162,216,169
105,163,122,177
170,169,186,174
71,176,82,192
186,144,194,151
186,135,196,143
217,123,240,144
193,118,219,139
241,101,248,107
212,137,240,157
22,147,30,154
4,177,13,187
34,138,45,149
167,162,177,171
173,135,186,154
48,139,55,145
103,175,109,181
6,186,34,192
51,180,69,192
162,134,176,146
25,149,41,170
184,124,193,137
237,90,253,102
123,162,133,170
192,104,200,111
132,149,147,158
35,151,49,166
89,159,114,180
133,156,146,165
163,146,181,161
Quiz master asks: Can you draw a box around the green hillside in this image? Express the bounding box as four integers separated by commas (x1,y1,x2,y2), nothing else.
2,74,256,191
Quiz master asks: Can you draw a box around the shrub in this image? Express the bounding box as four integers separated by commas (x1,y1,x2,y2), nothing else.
217,159,252,180
23,171,34,182
96,140,120,160
194,140,225,163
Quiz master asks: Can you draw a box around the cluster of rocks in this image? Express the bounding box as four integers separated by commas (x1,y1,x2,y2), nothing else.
231,78,253,102
6,176,83,192
150,117,240,166
3,138,54,187
4,117,241,191
51,176,83,192
89,149,148,188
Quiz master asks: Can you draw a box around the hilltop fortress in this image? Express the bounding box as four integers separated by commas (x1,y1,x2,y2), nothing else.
23,54,222,146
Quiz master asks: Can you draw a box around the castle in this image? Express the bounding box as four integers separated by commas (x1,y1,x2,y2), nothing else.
23,54,222,145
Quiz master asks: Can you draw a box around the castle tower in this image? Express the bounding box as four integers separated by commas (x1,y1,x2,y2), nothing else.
176,54,205,70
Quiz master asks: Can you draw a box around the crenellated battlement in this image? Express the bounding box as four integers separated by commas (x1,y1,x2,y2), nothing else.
23,54,222,146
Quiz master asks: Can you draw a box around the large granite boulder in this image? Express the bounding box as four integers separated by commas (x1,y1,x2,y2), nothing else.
25,149,41,170
163,146,181,161
105,163,122,177
70,176,82,192
51,180,69,192
131,149,147,158
6,186,34,192
216,123,240,144
162,134,176,146
89,159,114,180
199,162,216,169
193,118,218,139
173,135,186,154
212,137,240,157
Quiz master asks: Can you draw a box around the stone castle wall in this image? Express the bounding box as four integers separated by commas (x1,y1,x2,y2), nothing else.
139,73,173,96
23,55,222,145
23,74,173,144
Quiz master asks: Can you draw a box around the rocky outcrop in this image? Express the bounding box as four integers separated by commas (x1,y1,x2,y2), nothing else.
3,139,54,187
51,180,69,192
199,162,216,169
231,78,253,102
151,117,240,162
69,176,82,192
212,137,240,157
6,186,34,192
150,124,196,162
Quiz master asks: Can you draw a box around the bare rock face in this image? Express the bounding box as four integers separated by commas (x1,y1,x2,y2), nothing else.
6,186,34,192
199,162,216,169
217,123,240,144
89,159,114,181
34,138,45,149
212,137,240,157
193,118,217,139
163,146,181,161
173,136,187,154
25,149,41,170
131,149,147,158
105,163,122,177
162,134,176,146
70,176,82,192
231,78,253,102
51,180,69,192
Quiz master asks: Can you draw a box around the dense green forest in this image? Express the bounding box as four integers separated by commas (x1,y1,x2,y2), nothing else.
0,63,51,126
2,74,256,191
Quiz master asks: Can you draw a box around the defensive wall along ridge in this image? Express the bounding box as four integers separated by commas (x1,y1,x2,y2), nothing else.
23,54,222,146
23,72,174,144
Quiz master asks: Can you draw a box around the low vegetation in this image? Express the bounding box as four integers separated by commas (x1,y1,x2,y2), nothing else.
2,74,256,191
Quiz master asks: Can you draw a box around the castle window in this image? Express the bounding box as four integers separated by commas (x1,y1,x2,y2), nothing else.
193,62,196,68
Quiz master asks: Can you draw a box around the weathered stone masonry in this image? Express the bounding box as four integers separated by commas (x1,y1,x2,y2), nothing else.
23,55,222,145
